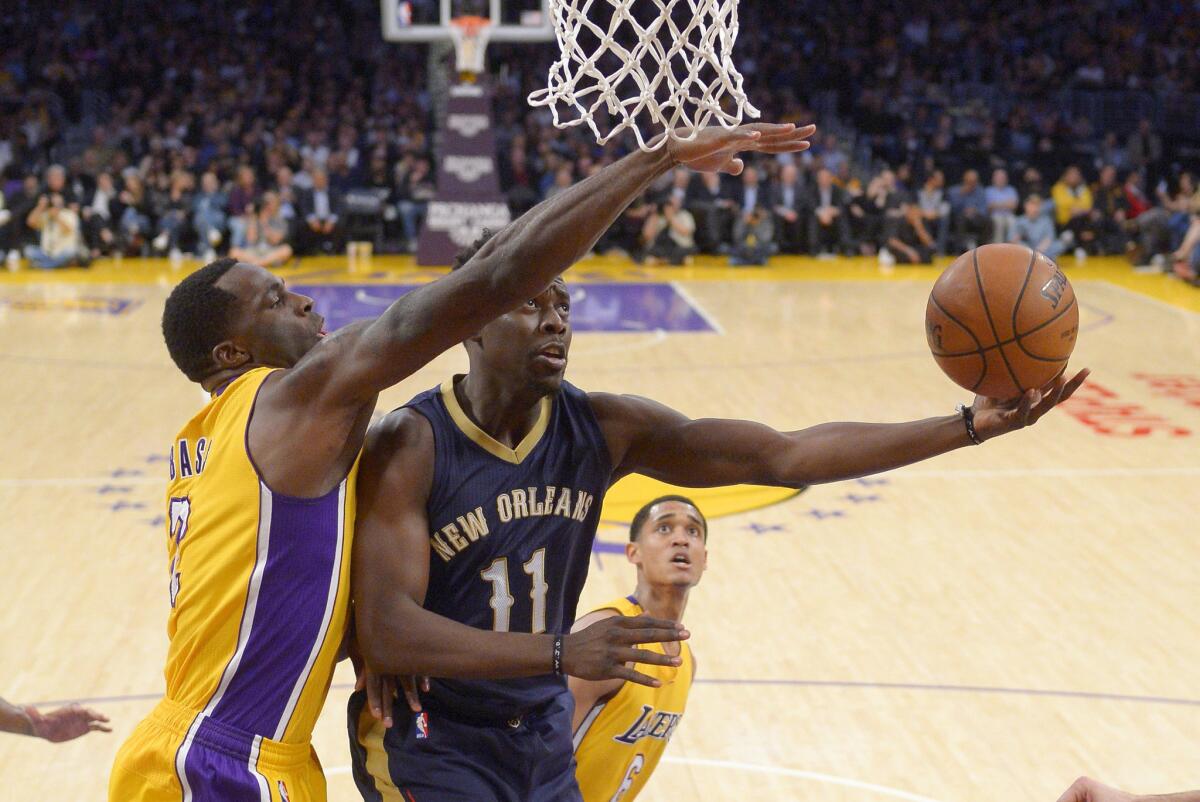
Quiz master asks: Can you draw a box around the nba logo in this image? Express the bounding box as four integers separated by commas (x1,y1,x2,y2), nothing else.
414,711,430,740
396,0,412,26
277,780,290,802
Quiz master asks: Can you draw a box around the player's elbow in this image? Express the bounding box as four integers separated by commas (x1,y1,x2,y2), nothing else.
461,246,541,314
756,446,814,489
356,601,422,675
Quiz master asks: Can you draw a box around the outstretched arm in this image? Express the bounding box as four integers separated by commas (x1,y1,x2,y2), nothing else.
0,697,31,735
0,697,110,741
285,124,817,408
593,370,1090,488
1057,777,1200,802
352,412,687,682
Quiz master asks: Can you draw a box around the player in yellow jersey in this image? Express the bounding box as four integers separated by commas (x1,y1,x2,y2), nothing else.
109,122,818,802
571,496,707,802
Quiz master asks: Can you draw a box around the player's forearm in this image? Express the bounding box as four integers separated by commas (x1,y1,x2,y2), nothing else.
483,148,674,299
0,697,33,736
1135,794,1200,802
776,415,972,485
359,600,553,679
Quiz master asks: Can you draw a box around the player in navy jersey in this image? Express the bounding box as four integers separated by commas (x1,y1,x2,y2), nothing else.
348,234,1088,800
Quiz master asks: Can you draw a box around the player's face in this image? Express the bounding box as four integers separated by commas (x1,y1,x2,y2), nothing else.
475,278,572,394
216,263,325,370
628,501,707,588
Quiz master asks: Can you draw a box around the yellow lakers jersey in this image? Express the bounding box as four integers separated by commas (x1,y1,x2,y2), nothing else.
573,596,694,802
162,367,356,746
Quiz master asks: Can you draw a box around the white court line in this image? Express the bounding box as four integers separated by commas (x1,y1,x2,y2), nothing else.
670,280,725,334
353,288,402,306
324,758,949,802
662,756,949,802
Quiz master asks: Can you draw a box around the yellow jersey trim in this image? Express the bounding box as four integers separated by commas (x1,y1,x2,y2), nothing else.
439,377,552,465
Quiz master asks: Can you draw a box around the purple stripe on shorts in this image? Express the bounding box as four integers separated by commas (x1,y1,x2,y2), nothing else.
209,484,343,736
183,716,265,801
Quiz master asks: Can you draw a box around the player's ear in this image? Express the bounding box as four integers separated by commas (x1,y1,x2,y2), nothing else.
461,330,485,352
625,541,640,565
212,339,250,371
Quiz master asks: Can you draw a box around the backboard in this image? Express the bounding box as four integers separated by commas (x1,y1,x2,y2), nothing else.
381,0,553,43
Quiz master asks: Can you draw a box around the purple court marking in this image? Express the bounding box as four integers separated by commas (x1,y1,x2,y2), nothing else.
743,523,786,535
293,283,716,333
33,678,1200,709
0,296,141,315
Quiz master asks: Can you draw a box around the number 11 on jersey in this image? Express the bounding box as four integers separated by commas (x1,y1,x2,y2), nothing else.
480,547,549,633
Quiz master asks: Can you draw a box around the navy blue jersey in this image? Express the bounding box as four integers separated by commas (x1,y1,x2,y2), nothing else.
404,377,612,718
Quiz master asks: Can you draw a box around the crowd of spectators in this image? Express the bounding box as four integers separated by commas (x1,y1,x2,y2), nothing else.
589,148,1200,277
1,0,1198,279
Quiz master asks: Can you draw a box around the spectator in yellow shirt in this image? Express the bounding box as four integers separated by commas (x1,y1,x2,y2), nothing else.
1051,166,1097,257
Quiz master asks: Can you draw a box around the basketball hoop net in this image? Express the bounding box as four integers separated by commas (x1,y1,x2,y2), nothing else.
449,15,492,78
527,0,760,151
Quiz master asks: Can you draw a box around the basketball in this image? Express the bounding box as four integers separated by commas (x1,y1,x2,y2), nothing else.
925,243,1079,400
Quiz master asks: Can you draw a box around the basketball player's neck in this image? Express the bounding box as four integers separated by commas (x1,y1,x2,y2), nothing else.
201,365,258,395
632,578,689,626
455,372,546,448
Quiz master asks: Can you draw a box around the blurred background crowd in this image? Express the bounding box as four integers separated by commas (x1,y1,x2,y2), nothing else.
1,0,1198,279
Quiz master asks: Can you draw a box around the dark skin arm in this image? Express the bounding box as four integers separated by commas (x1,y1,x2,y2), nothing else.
567,609,625,731
0,697,31,735
591,370,1091,488
1058,777,1200,802
247,124,816,497
0,697,110,741
352,409,690,723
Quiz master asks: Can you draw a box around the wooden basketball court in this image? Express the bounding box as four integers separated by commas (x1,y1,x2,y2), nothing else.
1,254,1197,801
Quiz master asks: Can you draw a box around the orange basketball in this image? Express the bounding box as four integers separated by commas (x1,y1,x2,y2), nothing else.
925,243,1079,400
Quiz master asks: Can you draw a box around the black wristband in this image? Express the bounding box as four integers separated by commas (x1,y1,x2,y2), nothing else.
552,634,564,675
956,403,983,445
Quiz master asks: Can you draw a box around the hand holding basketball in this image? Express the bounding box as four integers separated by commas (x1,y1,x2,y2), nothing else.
926,244,1080,399
970,367,1090,441
668,123,817,175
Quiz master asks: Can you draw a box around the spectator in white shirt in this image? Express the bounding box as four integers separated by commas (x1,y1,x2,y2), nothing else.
25,194,85,269
641,195,697,266
986,168,1020,243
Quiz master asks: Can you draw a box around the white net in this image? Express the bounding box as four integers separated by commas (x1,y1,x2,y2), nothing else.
527,0,760,151
449,17,492,75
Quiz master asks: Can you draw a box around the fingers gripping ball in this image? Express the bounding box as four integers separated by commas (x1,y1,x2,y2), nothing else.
926,244,1079,400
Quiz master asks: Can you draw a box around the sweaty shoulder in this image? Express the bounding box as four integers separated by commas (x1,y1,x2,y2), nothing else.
261,320,373,410
358,407,436,498
587,391,685,477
